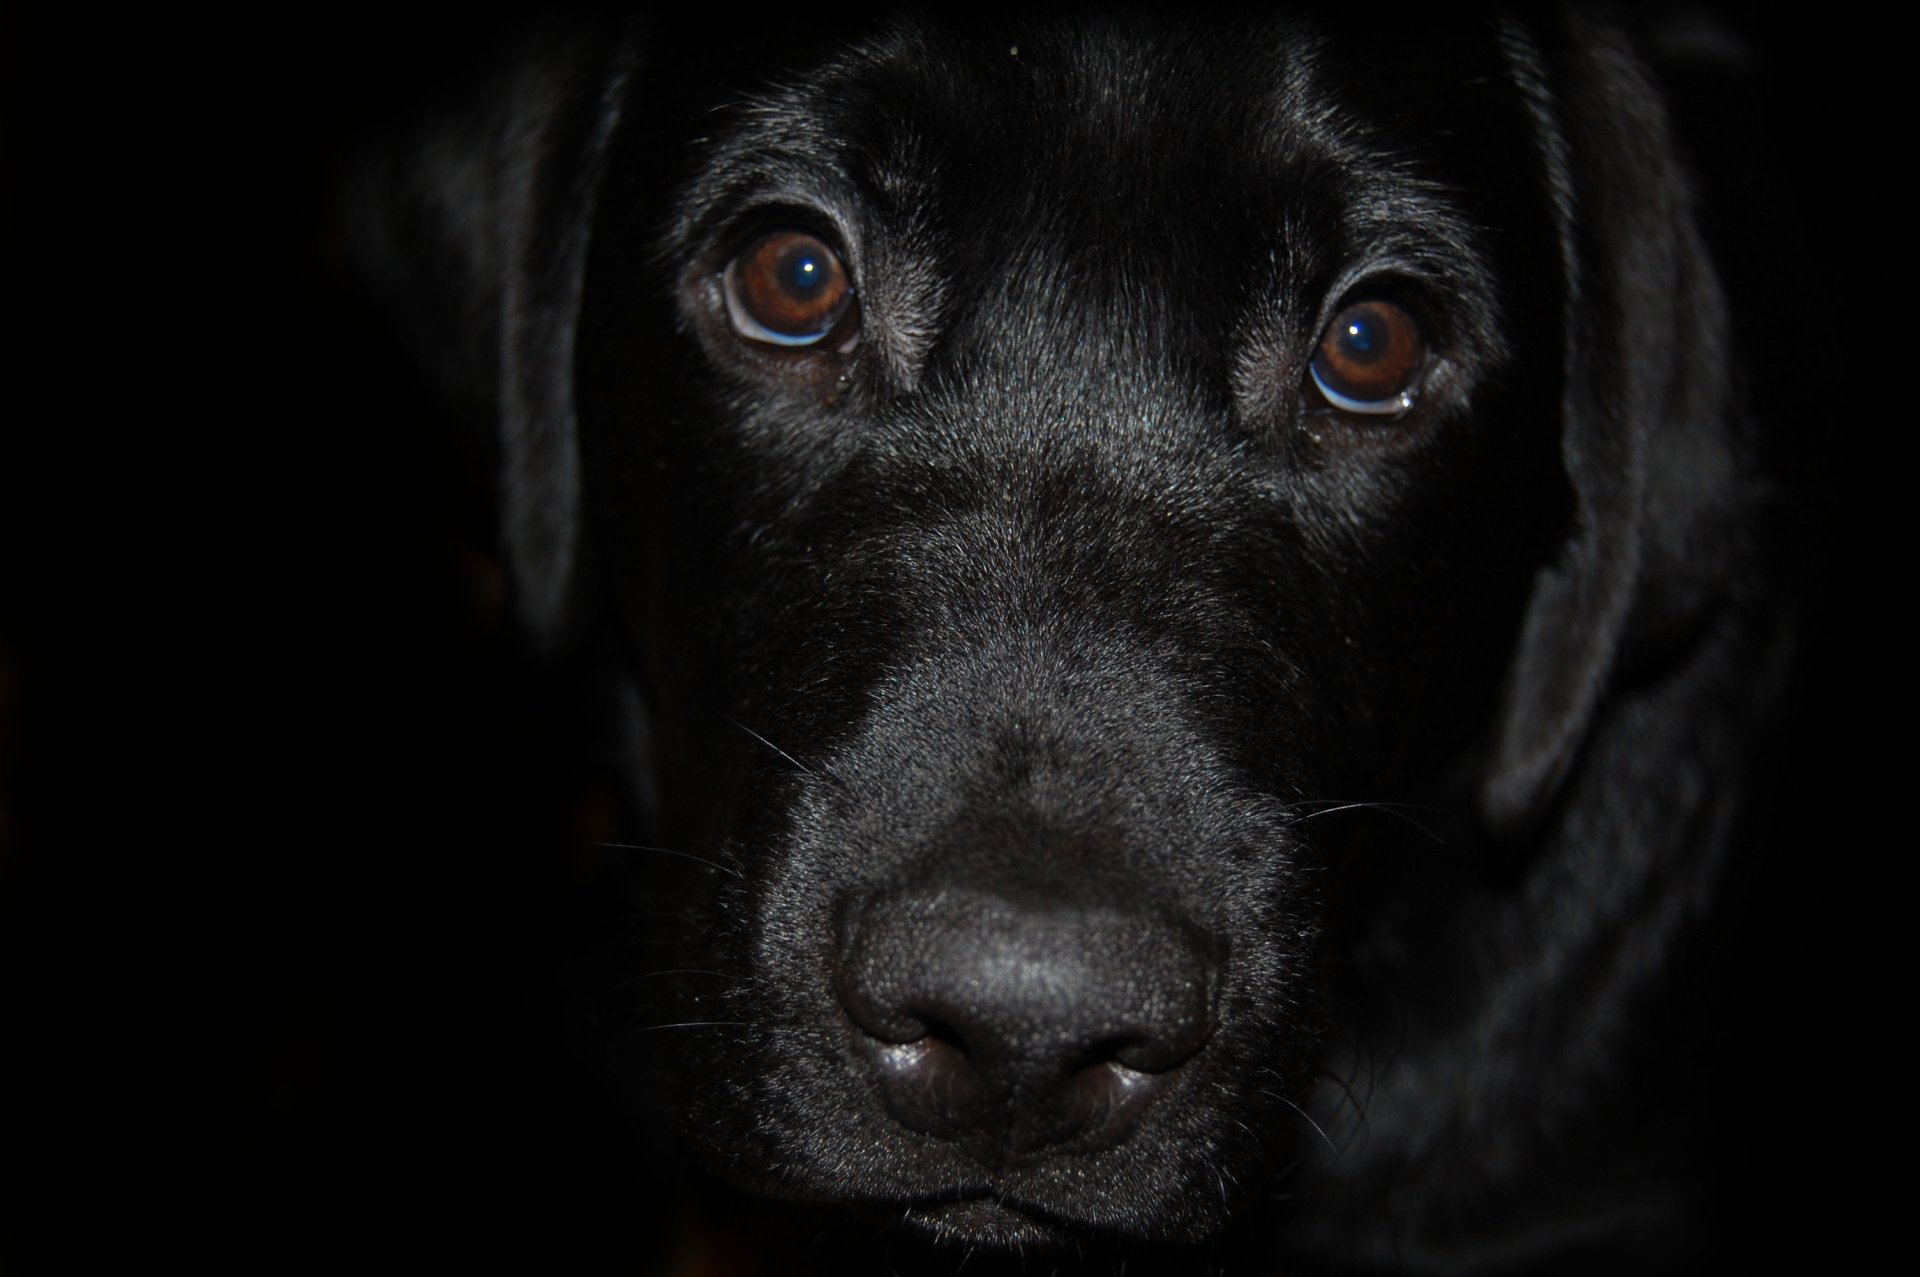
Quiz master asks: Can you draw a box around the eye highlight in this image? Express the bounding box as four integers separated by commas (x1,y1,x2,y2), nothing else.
1309,299,1426,416
722,230,857,347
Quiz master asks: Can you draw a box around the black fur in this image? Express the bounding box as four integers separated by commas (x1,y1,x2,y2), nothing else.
350,8,1791,1271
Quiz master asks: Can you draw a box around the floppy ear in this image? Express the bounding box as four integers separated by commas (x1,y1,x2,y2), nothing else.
345,24,639,645
1483,15,1746,833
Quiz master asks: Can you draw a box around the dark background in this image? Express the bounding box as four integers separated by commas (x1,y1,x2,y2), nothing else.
1,5,1907,1272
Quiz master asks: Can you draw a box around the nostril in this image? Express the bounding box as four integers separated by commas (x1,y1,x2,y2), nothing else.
869,1031,988,1135
1064,1058,1164,1131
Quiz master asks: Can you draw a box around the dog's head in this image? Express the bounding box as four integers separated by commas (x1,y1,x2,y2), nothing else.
354,7,1753,1259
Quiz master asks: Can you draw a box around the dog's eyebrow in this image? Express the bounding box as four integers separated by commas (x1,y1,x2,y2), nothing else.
664,145,861,257
1230,19,1509,295
1335,195,1504,336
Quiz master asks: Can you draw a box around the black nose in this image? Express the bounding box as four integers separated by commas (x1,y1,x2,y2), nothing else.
835,885,1218,1162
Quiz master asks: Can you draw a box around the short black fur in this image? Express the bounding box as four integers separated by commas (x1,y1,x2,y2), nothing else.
350,8,1789,1272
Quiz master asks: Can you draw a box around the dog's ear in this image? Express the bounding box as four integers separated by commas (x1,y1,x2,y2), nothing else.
1483,15,1748,833
345,24,638,645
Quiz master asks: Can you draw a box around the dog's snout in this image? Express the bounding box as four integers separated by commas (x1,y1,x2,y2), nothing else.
835,885,1217,1160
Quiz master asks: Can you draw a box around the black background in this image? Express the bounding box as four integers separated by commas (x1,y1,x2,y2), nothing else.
2,5,1907,1272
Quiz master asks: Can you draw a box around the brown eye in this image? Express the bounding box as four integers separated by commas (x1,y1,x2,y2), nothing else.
722,230,856,347
1309,299,1425,415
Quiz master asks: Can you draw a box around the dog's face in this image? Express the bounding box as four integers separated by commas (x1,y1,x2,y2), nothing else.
573,13,1575,1247
359,6,1749,1262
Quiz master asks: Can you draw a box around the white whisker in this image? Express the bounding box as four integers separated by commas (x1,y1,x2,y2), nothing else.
588,841,743,878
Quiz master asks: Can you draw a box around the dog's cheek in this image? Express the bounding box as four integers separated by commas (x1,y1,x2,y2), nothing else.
627,766,891,1196
1277,402,1566,786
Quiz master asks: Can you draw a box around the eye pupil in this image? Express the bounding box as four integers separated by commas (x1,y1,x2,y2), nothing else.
724,230,856,347
1310,299,1425,416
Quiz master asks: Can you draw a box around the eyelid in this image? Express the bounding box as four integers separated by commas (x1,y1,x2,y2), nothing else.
1310,363,1416,415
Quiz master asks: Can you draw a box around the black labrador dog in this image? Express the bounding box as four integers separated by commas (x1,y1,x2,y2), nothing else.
351,7,1787,1271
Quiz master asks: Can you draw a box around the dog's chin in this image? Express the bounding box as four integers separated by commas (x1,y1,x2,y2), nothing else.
831,1159,1236,1251
893,1197,1080,1249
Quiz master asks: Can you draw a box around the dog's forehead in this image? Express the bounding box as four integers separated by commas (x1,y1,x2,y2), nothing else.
704,18,1372,234
843,19,1334,187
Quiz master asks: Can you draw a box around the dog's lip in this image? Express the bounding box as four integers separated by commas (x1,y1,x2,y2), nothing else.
879,1163,1180,1242
892,1192,1084,1247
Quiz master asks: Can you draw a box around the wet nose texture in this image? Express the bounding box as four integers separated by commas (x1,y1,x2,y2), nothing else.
835,886,1219,1163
